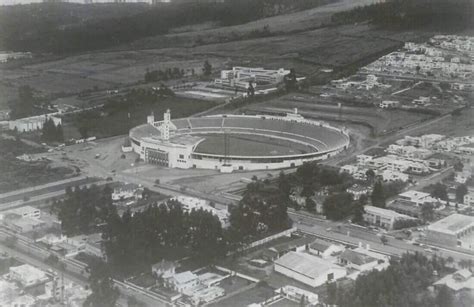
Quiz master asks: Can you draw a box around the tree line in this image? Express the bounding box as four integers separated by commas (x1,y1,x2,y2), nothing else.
41,118,64,143
53,180,293,276
328,252,467,307
0,0,330,54
331,0,474,31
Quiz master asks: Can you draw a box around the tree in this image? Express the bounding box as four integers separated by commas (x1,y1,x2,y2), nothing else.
380,235,388,245
203,60,212,76
84,259,119,307
365,169,375,183
371,181,386,208
305,197,316,212
455,184,468,203
436,285,454,307
431,183,448,200
453,160,464,172
352,194,366,224
421,203,435,222
326,282,338,305
323,192,354,220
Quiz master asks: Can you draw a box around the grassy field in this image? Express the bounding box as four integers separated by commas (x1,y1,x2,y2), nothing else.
246,93,434,135
194,133,316,156
63,96,217,139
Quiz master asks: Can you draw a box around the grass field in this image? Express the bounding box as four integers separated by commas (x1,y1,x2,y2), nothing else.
63,96,217,139
246,93,434,135
194,133,316,156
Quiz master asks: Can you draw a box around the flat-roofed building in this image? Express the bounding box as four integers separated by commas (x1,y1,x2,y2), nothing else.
274,251,346,288
426,214,474,249
363,205,414,230
9,264,48,287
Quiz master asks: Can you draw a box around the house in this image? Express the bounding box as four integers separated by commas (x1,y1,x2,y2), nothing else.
36,233,66,245
426,214,474,249
347,184,372,200
456,171,472,184
167,271,199,293
152,260,176,279
266,236,314,259
387,200,422,218
275,286,319,305
356,154,373,165
363,205,415,230
112,183,142,201
3,206,41,219
2,213,47,233
274,251,346,288
9,264,48,287
464,190,474,206
398,190,433,206
338,246,389,275
380,169,409,183
379,100,400,109
308,238,345,259
434,269,474,294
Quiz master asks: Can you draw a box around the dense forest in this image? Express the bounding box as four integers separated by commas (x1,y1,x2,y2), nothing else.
0,0,332,54
332,0,474,30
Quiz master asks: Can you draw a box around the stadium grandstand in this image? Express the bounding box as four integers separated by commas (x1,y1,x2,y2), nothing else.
129,109,350,172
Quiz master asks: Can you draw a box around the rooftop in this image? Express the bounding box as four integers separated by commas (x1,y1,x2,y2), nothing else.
428,214,474,235
275,251,343,279
364,205,410,220
434,269,474,291
10,264,47,282
339,249,378,266
309,238,333,253
173,271,198,284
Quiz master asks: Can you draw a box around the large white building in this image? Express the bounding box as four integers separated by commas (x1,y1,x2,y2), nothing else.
363,205,414,230
9,264,48,287
426,214,474,250
214,66,290,90
274,251,346,288
129,110,349,172
8,114,61,133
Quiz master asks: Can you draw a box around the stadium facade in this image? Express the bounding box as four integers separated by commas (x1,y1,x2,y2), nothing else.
129,109,349,172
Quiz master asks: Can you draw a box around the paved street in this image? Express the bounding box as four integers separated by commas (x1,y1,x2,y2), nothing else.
289,211,474,263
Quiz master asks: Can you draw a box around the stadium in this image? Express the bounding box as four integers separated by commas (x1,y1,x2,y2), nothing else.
129,109,350,172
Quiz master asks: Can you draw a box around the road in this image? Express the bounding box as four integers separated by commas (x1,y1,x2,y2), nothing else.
289,211,474,263
0,176,100,204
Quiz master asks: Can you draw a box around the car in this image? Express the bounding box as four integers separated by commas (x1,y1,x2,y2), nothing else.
412,242,420,246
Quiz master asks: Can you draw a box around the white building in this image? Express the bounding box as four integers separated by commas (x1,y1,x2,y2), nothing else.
308,238,345,259
1,206,41,220
398,190,434,205
152,260,176,279
9,264,48,287
380,169,410,183
464,191,474,206
339,245,389,278
274,251,346,288
363,205,414,230
426,214,474,249
171,196,229,226
167,271,199,293
215,66,290,90
8,114,61,133
434,269,474,293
